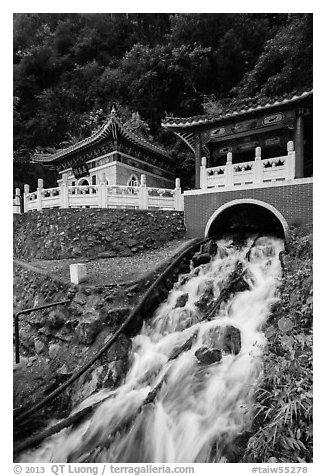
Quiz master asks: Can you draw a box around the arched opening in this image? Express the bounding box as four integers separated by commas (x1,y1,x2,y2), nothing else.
127,175,138,187
127,175,139,194
78,178,90,186
205,199,288,239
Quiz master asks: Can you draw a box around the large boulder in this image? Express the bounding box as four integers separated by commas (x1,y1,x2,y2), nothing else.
175,293,188,308
221,325,241,355
200,241,218,256
195,346,222,365
202,325,242,356
192,253,212,268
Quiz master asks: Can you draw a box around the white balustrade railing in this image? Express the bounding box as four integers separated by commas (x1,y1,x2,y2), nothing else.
148,187,176,210
200,141,296,190
23,175,184,212
207,165,226,188
107,185,140,209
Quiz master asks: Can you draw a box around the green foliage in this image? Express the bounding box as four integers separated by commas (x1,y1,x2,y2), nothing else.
243,227,313,463
232,14,312,99
13,13,312,189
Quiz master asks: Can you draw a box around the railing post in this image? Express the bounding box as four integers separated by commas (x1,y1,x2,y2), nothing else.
37,178,43,211
200,157,208,190
23,184,29,213
254,146,263,183
14,188,21,214
99,173,107,208
225,152,233,187
139,174,148,209
174,178,183,211
287,141,295,180
60,173,69,209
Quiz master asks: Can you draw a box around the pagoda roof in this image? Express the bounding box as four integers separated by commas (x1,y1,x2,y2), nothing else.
34,107,174,164
162,89,313,129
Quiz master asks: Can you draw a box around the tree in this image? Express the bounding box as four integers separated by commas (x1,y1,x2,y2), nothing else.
231,14,312,99
13,13,312,190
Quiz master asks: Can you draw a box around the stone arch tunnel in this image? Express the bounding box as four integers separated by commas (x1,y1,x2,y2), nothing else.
204,199,288,239
183,180,312,240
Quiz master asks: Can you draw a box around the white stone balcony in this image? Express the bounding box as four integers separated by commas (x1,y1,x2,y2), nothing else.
200,141,296,190
23,174,184,213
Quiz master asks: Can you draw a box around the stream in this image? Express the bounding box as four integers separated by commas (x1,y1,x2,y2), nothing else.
19,235,284,463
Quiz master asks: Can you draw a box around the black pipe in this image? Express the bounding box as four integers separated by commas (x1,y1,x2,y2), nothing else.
14,237,211,426
14,300,71,364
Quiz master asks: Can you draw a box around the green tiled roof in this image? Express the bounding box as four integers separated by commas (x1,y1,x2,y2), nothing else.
162,89,312,129
35,107,173,164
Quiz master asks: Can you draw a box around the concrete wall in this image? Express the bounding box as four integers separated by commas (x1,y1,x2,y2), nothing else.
184,179,313,237
13,208,185,260
115,162,174,188
58,152,174,189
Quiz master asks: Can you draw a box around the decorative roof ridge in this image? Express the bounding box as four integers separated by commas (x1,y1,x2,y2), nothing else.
34,106,172,163
162,89,313,128
111,109,172,159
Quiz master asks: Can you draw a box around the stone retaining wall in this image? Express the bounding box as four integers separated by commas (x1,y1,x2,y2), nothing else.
13,208,185,260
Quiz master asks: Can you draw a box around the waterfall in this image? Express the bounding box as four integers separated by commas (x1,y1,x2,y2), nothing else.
19,236,284,463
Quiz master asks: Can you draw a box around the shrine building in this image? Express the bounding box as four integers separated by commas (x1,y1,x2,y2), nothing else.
162,89,312,188
162,89,313,238
34,107,176,190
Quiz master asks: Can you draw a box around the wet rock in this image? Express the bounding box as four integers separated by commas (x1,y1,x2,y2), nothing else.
127,238,139,248
203,325,241,355
73,292,87,306
57,363,70,375
72,246,82,256
102,360,127,388
19,326,35,350
105,307,131,325
34,339,45,354
192,252,212,268
221,326,241,355
201,241,218,256
75,318,102,345
38,326,52,336
71,366,105,406
175,293,188,308
195,282,215,313
97,250,117,258
48,309,66,328
195,346,222,365
49,343,61,360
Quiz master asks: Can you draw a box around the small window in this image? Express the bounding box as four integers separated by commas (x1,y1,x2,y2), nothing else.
127,175,138,194
128,175,138,187
91,175,97,185
79,179,90,186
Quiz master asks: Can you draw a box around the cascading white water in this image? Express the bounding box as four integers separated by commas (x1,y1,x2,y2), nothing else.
19,236,284,463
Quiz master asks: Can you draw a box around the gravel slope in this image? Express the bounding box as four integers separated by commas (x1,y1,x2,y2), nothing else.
27,238,190,286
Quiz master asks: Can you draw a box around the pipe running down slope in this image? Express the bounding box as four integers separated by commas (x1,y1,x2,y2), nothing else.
14,237,210,427
15,235,283,462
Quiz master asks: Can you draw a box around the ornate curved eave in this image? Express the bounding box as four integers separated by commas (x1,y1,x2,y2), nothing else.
34,108,174,165
162,90,313,130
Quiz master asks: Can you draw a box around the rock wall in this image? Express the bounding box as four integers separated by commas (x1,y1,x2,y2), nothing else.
13,262,132,414
14,208,185,260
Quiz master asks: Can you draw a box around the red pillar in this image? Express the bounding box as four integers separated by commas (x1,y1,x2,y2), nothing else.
195,137,203,189
294,110,305,178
